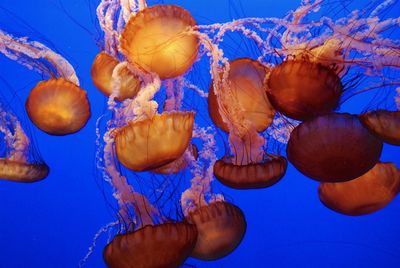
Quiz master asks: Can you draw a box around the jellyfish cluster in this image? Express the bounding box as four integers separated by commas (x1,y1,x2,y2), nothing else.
0,0,399,267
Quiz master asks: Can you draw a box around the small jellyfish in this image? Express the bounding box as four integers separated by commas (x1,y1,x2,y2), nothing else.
318,162,400,216
187,201,246,260
115,111,195,172
104,222,198,268
91,52,141,101
359,110,400,146
0,97,48,182
287,113,383,182
120,4,199,79
0,29,90,135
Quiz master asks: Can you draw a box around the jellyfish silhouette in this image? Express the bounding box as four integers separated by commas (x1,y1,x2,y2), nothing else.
287,113,383,182
120,4,199,79
0,94,48,182
0,29,90,135
319,162,400,216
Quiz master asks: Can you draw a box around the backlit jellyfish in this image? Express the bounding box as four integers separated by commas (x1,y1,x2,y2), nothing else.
359,110,400,145
318,162,400,216
205,57,287,188
0,29,90,135
91,0,142,101
287,113,383,182
0,95,48,182
119,4,199,79
263,0,400,121
181,126,246,260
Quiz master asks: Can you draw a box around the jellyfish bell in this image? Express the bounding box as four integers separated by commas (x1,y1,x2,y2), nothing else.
115,111,195,172
318,162,400,216
25,78,91,135
213,155,287,189
287,113,383,182
103,222,198,268
0,159,49,183
186,201,246,260
266,60,343,121
91,52,141,101
152,144,198,175
359,109,400,146
120,4,199,79
208,58,275,132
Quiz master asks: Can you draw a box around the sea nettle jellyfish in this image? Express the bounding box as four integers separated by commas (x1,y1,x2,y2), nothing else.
287,113,383,182
206,57,286,189
181,126,246,260
0,97,48,182
0,29,90,135
90,123,197,268
319,162,400,216
120,4,199,79
263,0,400,121
92,1,142,101
359,110,400,145
114,111,195,172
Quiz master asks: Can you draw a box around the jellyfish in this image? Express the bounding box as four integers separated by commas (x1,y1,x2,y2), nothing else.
318,162,400,216
91,1,142,101
262,0,400,121
0,29,90,135
181,126,246,260
287,113,383,182
0,95,48,182
359,110,400,145
119,4,199,79
94,121,197,268
152,144,198,174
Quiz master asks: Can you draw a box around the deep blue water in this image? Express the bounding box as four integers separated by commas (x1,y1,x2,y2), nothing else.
0,0,399,267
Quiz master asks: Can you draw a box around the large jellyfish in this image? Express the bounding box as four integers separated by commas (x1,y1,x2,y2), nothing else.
0,29,90,135
0,94,48,182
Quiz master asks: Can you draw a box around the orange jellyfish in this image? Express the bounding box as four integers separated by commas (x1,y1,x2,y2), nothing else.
0,98,49,182
104,222,198,268
120,4,199,79
91,52,141,101
208,58,286,189
152,144,198,174
187,201,246,260
287,113,383,182
208,58,276,132
266,60,343,121
319,162,400,216
0,29,90,135
359,110,400,145
115,111,195,172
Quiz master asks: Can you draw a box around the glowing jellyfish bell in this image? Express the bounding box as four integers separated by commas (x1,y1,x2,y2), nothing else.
207,58,287,189
114,111,195,172
319,162,400,216
0,98,48,182
91,52,141,101
0,30,90,135
120,4,199,79
287,113,383,182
